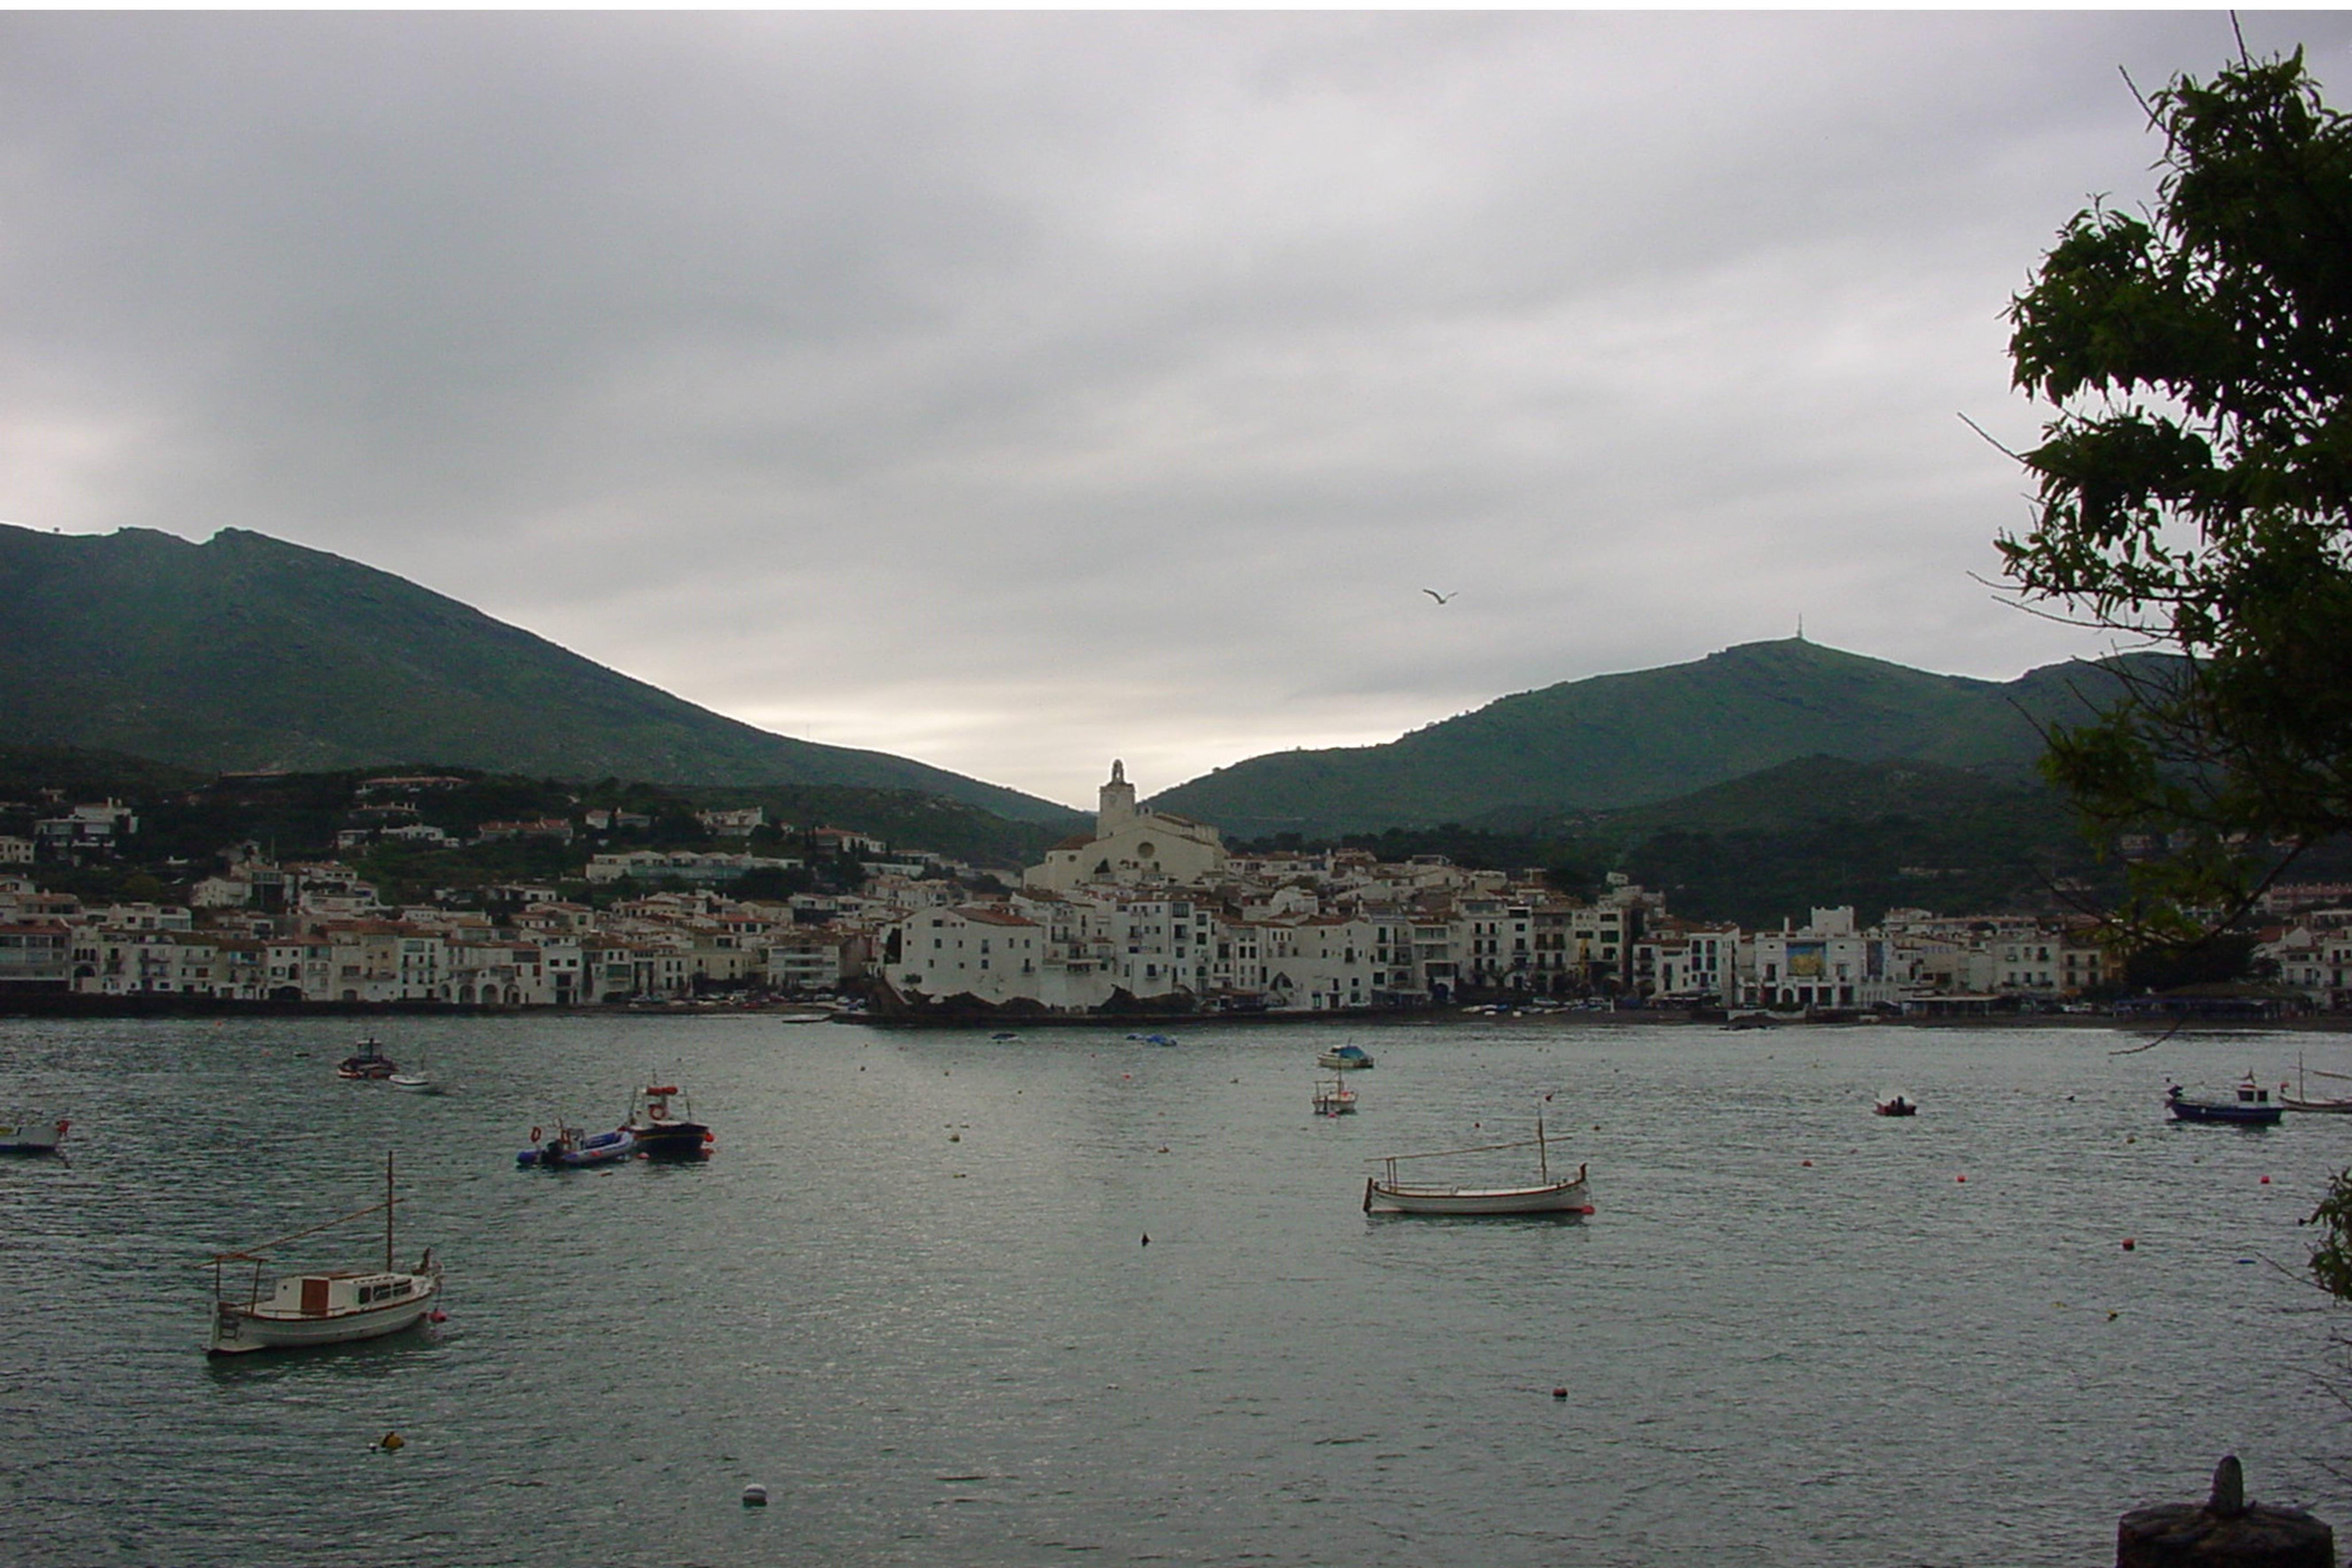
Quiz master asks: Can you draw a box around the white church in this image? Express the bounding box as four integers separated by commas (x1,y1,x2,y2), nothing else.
1024,761,1226,893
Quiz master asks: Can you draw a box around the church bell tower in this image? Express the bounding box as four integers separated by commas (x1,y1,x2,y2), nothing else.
1097,759,1138,836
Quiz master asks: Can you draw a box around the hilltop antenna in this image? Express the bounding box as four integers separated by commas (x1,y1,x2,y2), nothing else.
1796,614,1805,642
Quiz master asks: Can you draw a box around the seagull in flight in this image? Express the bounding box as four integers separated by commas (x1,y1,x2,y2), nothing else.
1422,589,1457,605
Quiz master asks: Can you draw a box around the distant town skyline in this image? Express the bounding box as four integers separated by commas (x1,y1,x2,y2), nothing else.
5,12,2348,809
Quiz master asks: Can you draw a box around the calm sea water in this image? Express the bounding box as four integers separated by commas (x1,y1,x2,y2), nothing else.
5,1013,2352,1567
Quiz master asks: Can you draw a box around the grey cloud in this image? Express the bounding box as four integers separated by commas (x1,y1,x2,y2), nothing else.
5,12,2350,804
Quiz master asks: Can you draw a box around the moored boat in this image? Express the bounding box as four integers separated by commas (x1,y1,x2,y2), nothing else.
2166,1076,2282,1126
0,1110,69,1153
1312,1079,1359,1117
1363,1109,1591,1216
2280,1058,2352,1113
1874,1094,1917,1117
335,1038,397,1081
517,1124,637,1167
621,1083,712,1160
1318,1044,1374,1071
206,1154,442,1355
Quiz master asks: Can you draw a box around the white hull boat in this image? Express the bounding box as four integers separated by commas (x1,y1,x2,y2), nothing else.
0,1110,69,1153
206,1154,441,1356
210,1267,442,1353
2282,1058,2352,1113
1363,1108,1593,1216
1313,1079,1359,1117
1362,1165,1591,1215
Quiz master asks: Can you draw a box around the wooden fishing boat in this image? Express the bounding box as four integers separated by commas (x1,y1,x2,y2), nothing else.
1363,1110,1591,1215
206,1154,442,1355
2166,1076,2281,1126
1312,1079,1359,1117
2280,1059,2352,1113
335,1038,397,1081
620,1083,712,1160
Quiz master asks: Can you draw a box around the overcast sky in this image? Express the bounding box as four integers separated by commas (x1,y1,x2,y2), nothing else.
6,12,2349,809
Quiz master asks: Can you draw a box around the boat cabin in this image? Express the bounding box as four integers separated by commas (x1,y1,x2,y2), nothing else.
254,1269,421,1318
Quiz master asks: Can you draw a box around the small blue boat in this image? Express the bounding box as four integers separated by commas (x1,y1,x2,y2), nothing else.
2166,1078,2281,1126
1318,1044,1374,1070
518,1125,638,1167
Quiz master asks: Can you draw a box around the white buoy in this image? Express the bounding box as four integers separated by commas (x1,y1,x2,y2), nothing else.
742,1484,768,1507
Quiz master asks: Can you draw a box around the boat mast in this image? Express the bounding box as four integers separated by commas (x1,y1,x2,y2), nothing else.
384,1151,395,1273
1536,1103,1548,1183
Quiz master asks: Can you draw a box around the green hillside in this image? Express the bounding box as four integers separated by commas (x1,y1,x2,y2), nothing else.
0,744,207,802
1247,753,2121,929
1154,639,2135,838
0,751,1066,911
0,524,1083,829
1565,754,2116,928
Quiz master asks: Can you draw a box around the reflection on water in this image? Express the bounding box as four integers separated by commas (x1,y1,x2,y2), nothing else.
3,1013,2350,1567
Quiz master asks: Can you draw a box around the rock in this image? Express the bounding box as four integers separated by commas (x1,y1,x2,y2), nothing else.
2117,1456,2333,1567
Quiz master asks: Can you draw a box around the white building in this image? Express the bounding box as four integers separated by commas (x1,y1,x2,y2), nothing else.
885,905,1063,1007
2267,924,2352,1010
585,850,804,885
763,928,857,994
1025,762,1225,893
1634,923,1742,1002
1740,907,1900,1011
1255,911,1395,1011
0,924,72,988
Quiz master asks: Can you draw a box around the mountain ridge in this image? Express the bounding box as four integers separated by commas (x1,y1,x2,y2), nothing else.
1152,637,2140,838
0,523,1085,827
4,523,2143,849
